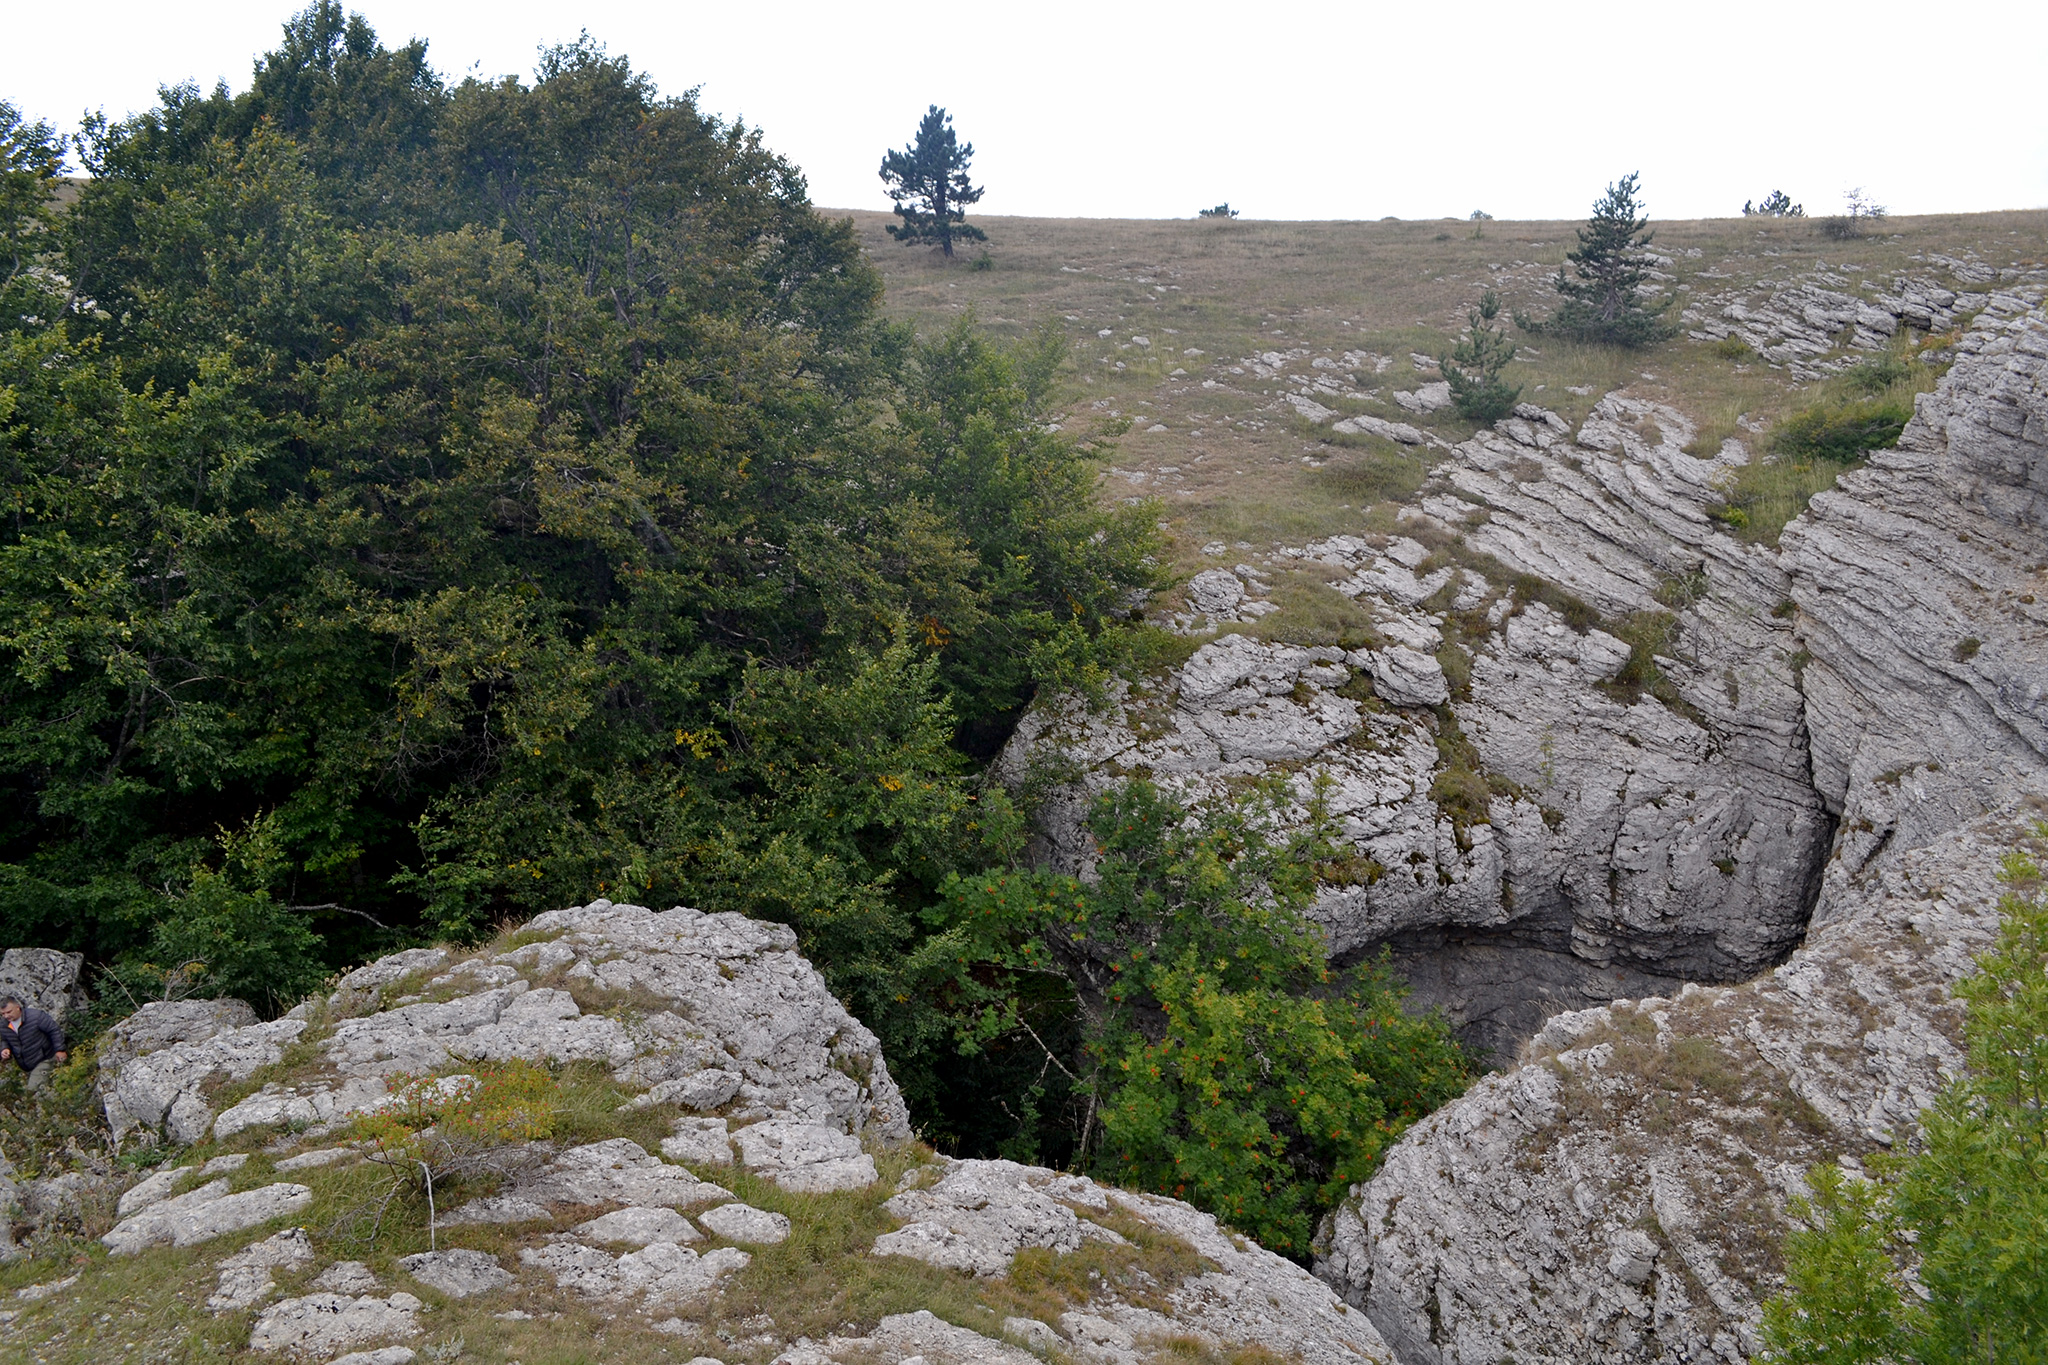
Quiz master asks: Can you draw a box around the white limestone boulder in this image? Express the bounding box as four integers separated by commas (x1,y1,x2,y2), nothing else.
248,1291,422,1358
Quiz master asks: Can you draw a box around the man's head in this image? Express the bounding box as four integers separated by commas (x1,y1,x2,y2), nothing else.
0,997,23,1023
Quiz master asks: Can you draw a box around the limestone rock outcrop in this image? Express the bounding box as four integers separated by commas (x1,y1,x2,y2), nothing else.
860,1159,1392,1365
0,948,87,1021
1003,387,1837,1060
1311,305,2048,1361
99,900,914,1151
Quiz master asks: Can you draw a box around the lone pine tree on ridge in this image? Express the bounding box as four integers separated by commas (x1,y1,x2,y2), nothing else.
879,105,986,258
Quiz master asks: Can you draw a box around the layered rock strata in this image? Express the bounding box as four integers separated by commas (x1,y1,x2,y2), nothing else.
1312,306,2048,1360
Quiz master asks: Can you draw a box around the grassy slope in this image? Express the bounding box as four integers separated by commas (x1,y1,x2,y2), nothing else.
837,207,2048,579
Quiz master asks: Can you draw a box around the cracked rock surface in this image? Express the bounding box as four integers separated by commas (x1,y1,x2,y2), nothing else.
871,1159,1391,1364
96,899,913,1152
1312,306,2048,1361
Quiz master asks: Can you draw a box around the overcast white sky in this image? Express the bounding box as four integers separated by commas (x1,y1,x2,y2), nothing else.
6,0,2045,222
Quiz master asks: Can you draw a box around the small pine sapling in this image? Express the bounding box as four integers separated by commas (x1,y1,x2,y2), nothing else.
879,105,987,258
1518,172,1676,349
1441,289,1523,422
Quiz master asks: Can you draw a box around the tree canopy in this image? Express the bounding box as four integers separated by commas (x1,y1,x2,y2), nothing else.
879,106,986,258
0,5,1157,1059
921,778,1469,1254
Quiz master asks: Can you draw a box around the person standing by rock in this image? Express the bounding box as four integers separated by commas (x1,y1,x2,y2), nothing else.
0,995,67,1094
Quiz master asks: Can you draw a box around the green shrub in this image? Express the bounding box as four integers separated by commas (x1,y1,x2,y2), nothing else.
1771,396,1913,462
1711,336,1755,361
1838,355,1913,394
1761,839,2048,1364
926,778,1469,1256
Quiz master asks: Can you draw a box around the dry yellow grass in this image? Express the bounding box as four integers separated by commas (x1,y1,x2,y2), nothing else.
835,206,2048,578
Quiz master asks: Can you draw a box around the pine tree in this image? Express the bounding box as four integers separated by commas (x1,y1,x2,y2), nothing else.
1520,172,1675,349
879,106,986,258
1441,289,1522,422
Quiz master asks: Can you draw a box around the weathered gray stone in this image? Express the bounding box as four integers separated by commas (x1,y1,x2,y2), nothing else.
518,1241,750,1307
729,1120,876,1193
626,1066,743,1113
874,1161,1122,1277
576,1206,701,1246
312,1263,380,1295
102,1015,308,1144
103,1179,313,1255
1314,306,2048,1363
397,1249,513,1298
501,1138,732,1209
327,1350,417,1365
1363,644,1447,707
1392,380,1450,413
247,1291,422,1358
208,1227,313,1312
0,948,86,1022
661,1116,734,1165
1186,569,1245,616
438,1194,551,1226
1003,1317,1061,1352
697,1202,789,1245
1330,413,1425,445
98,998,258,1075
116,1163,196,1218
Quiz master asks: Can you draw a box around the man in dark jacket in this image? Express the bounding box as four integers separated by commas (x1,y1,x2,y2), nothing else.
0,995,67,1094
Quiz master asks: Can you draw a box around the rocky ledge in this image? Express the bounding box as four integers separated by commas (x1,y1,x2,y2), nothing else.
2,900,1396,1365
1304,306,2047,1361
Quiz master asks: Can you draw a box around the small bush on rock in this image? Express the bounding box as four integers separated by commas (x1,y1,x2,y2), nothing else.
347,1062,559,1247
1770,396,1913,463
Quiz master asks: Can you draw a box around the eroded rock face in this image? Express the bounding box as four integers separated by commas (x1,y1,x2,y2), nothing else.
0,948,87,1022
872,1159,1392,1365
1313,306,2048,1361
102,900,914,1151
1006,303,2044,1068
1004,412,1833,1060
1319,805,2037,1365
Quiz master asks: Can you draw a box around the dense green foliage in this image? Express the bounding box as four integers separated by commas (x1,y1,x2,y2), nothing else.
922,778,1470,1255
1762,838,2048,1364
1518,172,1677,349
1440,289,1522,422
0,8,1478,1254
1770,395,1913,462
879,106,986,259
0,6,1159,1050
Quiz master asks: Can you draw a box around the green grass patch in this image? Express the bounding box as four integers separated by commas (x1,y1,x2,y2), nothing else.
1714,348,1945,544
